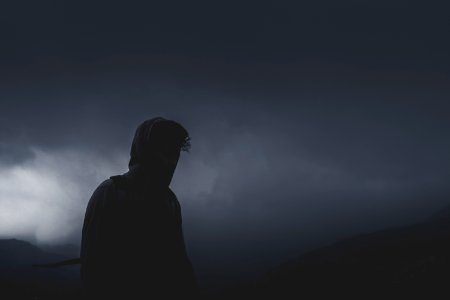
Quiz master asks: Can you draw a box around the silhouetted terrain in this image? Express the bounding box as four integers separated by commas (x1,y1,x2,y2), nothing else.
2,205,450,299
41,244,81,259
218,204,450,299
0,239,80,299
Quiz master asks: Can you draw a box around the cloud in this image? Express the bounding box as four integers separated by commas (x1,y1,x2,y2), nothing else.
0,100,448,289
0,147,126,244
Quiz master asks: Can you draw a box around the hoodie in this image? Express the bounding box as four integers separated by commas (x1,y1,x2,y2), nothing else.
80,117,197,299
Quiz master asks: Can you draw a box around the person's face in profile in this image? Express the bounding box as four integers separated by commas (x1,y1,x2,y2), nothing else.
147,121,186,184
159,143,181,170
149,140,182,184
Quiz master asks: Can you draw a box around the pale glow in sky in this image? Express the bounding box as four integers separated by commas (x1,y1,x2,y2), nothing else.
0,148,125,244
0,129,348,245
0,128,417,246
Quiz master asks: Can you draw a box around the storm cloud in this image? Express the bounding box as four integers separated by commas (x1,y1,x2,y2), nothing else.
1,0,450,288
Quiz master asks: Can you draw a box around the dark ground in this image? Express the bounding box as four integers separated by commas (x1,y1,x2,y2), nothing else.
1,203,450,299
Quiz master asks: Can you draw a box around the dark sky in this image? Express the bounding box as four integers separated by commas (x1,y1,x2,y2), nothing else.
1,0,450,288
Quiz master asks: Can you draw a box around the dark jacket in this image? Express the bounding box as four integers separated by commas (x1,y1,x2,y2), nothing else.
80,118,197,299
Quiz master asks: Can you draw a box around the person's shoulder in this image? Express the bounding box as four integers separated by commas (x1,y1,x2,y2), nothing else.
85,178,115,214
96,178,115,192
89,178,115,203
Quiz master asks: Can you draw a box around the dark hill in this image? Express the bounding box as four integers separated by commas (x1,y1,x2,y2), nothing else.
221,204,450,300
0,239,65,268
0,239,81,300
41,243,80,259
3,204,450,300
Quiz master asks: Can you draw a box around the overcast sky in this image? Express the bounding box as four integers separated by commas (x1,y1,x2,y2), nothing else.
1,0,450,288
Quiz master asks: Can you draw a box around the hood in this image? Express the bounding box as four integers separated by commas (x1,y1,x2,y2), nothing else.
127,117,177,186
128,117,166,169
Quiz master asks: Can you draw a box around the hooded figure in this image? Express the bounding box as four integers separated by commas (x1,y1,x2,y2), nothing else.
80,117,197,299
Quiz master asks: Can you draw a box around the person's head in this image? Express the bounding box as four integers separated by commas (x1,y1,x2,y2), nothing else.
129,117,190,185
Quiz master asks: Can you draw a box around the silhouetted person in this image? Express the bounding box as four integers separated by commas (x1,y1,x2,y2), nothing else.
80,117,197,299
